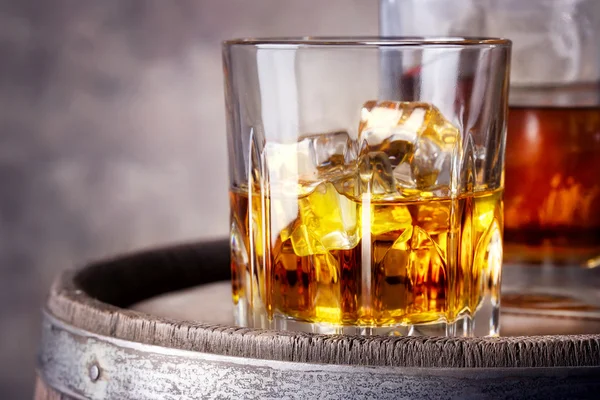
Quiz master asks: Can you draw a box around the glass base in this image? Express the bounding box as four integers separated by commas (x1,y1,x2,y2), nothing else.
234,298,499,337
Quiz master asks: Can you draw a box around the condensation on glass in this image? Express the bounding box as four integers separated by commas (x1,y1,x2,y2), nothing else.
224,38,510,336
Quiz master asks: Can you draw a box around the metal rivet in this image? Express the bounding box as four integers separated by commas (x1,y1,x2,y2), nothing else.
89,364,100,381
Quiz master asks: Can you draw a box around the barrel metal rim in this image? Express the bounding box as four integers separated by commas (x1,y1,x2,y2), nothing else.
37,311,600,400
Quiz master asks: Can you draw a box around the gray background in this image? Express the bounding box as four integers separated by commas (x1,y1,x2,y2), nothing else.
0,1,376,397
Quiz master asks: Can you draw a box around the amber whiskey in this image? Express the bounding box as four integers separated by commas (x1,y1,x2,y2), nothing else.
231,185,503,332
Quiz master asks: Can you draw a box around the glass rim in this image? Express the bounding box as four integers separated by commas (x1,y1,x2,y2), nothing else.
223,36,511,49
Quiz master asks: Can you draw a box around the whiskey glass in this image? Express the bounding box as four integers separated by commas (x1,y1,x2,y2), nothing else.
224,37,510,336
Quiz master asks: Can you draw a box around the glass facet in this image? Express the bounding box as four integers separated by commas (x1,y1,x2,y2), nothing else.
224,38,511,336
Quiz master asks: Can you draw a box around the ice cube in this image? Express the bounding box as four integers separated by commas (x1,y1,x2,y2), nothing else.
358,151,398,196
307,130,357,179
264,130,356,194
358,101,460,192
370,203,413,236
278,181,359,255
359,101,418,167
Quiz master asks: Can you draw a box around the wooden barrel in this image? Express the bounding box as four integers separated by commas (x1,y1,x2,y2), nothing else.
36,239,600,399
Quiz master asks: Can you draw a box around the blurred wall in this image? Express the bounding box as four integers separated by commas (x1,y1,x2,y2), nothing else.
0,0,376,397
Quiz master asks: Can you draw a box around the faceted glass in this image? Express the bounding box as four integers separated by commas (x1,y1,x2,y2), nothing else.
224,38,511,336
